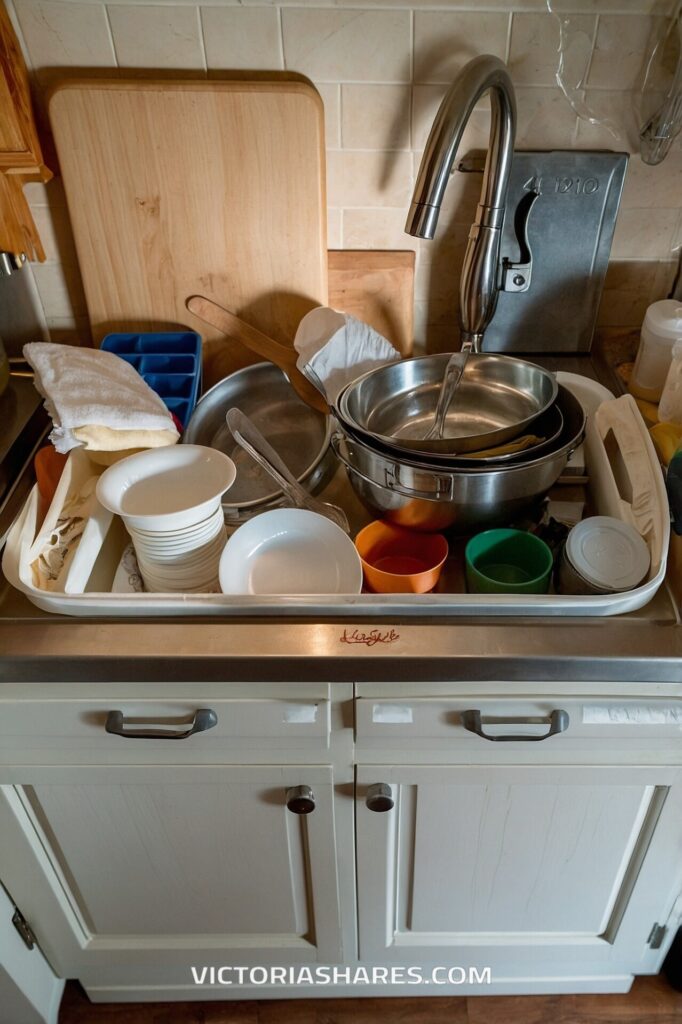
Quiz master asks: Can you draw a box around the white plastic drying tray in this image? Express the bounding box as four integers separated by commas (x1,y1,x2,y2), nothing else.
1,373,671,618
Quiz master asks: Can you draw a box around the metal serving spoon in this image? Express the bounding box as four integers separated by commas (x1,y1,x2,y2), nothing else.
226,408,350,534
423,350,470,441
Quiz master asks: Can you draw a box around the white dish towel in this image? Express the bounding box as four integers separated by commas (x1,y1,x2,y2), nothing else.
294,308,400,405
24,342,179,454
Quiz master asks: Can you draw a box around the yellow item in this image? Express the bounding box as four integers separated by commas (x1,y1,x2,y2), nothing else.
72,424,178,452
634,398,660,428
649,421,682,467
86,448,147,467
465,434,544,460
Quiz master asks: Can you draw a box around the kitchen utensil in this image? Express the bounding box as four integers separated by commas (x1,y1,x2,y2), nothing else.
226,408,349,533
49,79,327,372
332,384,585,532
187,296,328,415
340,398,563,467
96,445,236,532
219,508,362,596
183,363,332,523
101,332,202,429
354,520,448,594
337,353,558,456
465,529,553,594
423,351,470,441
558,517,650,595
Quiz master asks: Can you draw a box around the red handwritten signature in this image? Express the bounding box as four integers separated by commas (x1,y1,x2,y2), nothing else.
339,628,400,647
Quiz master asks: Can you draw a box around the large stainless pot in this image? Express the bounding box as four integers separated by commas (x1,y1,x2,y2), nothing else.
332,386,585,532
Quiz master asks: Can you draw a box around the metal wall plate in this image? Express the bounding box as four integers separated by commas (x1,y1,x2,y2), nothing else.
481,150,628,353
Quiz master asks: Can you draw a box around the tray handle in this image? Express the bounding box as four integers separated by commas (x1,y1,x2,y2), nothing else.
593,396,666,571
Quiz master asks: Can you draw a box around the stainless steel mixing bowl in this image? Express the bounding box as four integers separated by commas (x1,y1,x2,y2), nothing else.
332,385,585,532
184,363,333,522
337,353,559,456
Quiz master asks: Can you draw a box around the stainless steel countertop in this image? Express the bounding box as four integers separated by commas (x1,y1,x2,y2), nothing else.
1,350,680,684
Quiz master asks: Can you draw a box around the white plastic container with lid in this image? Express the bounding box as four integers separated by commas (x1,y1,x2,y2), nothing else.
629,300,682,402
559,516,650,595
659,339,682,425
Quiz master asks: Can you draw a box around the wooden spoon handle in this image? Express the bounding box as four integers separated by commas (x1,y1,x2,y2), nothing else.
186,295,328,415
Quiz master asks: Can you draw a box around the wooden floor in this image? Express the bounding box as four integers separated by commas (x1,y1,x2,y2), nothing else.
58,975,682,1023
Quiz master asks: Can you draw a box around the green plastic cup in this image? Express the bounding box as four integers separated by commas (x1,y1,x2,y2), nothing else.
465,528,553,595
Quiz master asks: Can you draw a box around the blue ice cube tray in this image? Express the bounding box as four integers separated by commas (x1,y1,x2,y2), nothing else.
101,332,202,429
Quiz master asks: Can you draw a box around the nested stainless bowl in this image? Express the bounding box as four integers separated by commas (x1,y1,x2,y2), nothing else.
337,353,558,456
332,385,585,533
350,397,565,467
184,363,333,522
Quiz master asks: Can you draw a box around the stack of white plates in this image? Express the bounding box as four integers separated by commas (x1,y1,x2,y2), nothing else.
97,445,236,594
129,506,226,593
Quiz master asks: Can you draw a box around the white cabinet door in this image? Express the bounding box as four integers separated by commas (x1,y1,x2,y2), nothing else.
0,764,343,978
356,765,682,981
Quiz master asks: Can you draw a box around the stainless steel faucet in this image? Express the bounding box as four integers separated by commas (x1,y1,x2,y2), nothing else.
406,54,517,353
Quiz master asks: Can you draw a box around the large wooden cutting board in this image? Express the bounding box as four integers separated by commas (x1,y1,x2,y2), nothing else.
49,79,328,356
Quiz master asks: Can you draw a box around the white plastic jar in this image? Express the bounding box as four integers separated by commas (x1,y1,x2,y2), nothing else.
659,339,682,425
629,300,682,402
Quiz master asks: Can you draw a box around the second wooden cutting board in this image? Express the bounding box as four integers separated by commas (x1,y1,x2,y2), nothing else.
49,78,328,354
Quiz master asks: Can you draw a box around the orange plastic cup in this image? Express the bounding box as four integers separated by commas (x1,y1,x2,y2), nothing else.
354,520,449,594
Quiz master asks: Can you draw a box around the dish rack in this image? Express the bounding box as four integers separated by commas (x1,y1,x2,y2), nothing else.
1,374,671,618
101,332,202,428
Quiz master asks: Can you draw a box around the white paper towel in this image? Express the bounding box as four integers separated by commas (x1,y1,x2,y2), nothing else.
294,307,400,404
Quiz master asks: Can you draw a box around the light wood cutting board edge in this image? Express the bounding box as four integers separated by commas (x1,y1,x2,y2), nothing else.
48,75,328,360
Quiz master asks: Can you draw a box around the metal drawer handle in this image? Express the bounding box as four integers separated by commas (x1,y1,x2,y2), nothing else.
286,785,315,814
105,708,218,740
366,782,394,812
461,708,569,742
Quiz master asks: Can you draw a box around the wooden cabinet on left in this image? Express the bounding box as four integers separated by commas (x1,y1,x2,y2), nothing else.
0,763,345,992
0,0,51,260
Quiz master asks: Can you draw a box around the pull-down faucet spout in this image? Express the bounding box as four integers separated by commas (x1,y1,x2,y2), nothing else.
406,54,517,353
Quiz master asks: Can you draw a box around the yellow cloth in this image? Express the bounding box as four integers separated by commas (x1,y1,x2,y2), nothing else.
634,398,660,428
72,424,178,453
650,421,682,467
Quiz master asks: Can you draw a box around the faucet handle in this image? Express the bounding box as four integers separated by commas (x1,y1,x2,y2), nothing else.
501,188,539,294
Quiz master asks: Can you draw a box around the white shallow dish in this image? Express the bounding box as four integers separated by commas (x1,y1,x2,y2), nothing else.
219,508,363,596
96,444,236,531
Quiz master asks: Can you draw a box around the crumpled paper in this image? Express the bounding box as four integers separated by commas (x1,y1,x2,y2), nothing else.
294,307,400,405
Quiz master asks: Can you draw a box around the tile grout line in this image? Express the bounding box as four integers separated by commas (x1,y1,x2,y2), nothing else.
103,4,121,67
196,6,208,73
277,5,286,71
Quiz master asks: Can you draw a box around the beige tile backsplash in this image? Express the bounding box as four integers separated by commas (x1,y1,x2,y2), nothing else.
9,0,682,351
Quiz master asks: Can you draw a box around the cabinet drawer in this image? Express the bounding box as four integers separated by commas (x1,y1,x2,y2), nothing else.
356,696,682,762
0,693,331,765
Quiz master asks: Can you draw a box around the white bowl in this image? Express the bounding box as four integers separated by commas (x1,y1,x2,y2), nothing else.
96,445,236,532
219,508,363,596
130,506,224,540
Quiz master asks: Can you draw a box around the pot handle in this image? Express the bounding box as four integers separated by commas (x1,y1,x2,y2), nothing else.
331,433,454,501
